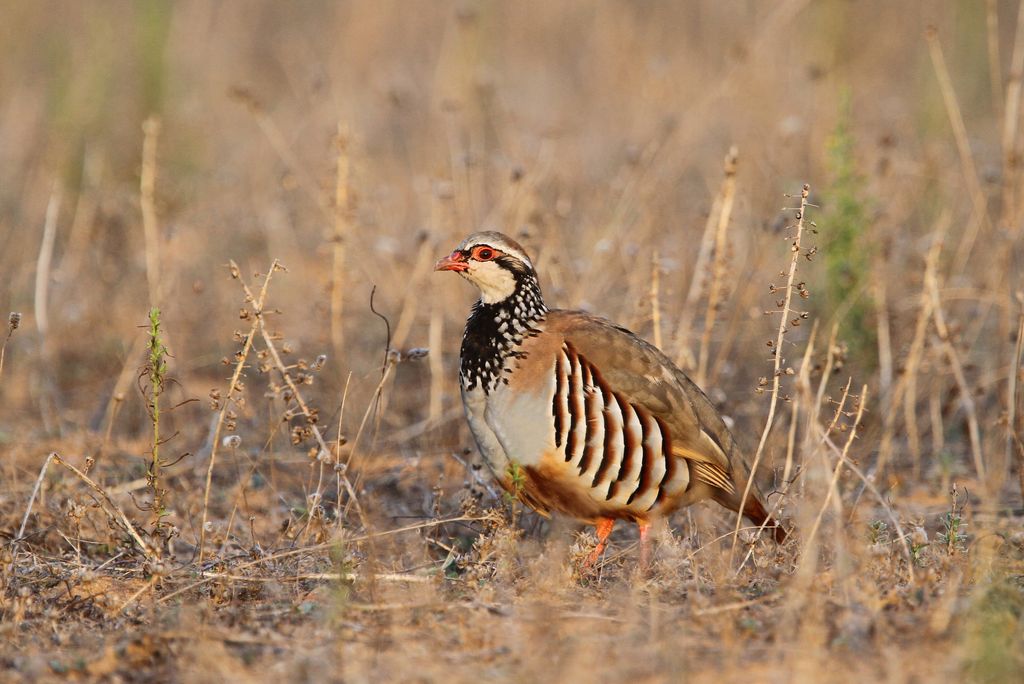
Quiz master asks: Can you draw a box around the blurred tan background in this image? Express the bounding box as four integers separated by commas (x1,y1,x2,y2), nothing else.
2,2,1024,682
0,0,1020,512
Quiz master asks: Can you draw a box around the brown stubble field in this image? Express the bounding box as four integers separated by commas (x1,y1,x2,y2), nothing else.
1,1,1023,682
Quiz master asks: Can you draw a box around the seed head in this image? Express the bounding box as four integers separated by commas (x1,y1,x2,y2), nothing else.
403,347,429,361
8,312,21,331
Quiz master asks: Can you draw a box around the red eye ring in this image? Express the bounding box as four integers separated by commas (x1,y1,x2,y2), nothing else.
474,247,496,261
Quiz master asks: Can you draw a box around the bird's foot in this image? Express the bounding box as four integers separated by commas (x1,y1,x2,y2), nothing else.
578,517,615,575
637,521,653,576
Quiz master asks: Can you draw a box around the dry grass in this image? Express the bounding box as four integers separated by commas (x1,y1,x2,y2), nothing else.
1,2,1023,682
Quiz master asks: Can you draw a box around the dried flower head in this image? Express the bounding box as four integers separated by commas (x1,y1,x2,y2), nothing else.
8,312,21,330
403,347,429,361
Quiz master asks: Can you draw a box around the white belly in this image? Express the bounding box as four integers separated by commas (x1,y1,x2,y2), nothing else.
461,384,510,477
462,372,556,478
482,380,556,468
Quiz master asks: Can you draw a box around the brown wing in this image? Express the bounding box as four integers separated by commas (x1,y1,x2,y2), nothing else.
544,310,786,541
544,311,736,469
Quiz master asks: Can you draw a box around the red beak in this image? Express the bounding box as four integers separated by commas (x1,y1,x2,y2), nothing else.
435,250,469,272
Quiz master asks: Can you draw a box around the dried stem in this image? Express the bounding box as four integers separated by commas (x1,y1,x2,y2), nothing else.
140,117,162,308
987,0,1005,117
260,323,363,517
877,213,949,475
926,253,987,487
1002,1,1024,223
145,308,169,552
52,453,156,559
649,253,663,350
35,187,61,339
390,237,437,349
118,575,159,615
230,89,331,219
904,346,923,476
428,296,445,424
784,320,819,484
159,514,482,604
803,384,865,551
829,430,915,585
335,372,353,516
230,267,366,526
930,389,946,467
33,188,61,434
60,146,102,283
99,336,148,454
16,452,54,543
98,392,125,465
1010,311,1024,501
696,146,738,386
926,28,990,270
812,324,839,428
874,275,893,402
674,147,737,369
0,313,22,383
345,361,396,476
199,261,280,565
331,123,352,360
731,184,809,563
824,378,853,440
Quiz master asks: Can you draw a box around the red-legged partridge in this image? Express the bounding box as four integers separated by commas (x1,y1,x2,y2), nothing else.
436,231,787,568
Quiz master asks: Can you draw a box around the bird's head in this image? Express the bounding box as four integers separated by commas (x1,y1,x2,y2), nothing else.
435,231,539,305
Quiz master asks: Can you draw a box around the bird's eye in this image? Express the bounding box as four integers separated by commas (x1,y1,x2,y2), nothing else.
475,247,495,260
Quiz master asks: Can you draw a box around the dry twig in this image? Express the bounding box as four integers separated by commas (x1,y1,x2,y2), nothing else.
230,266,366,526
1002,1,1024,222
803,385,867,549
649,252,663,350
783,320,819,485
230,89,331,219
16,452,54,543
1010,311,1024,500
140,117,162,307
731,184,809,564
52,453,156,560
675,147,738,371
696,146,738,386
926,27,991,271
926,252,987,486
331,123,352,359
987,0,1005,117
878,213,950,475
158,515,482,604
34,187,60,339
0,313,22,382
199,261,280,565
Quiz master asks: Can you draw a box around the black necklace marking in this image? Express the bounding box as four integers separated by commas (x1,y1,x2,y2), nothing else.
460,271,546,393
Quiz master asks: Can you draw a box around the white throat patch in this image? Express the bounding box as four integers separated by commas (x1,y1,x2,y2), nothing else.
462,261,518,304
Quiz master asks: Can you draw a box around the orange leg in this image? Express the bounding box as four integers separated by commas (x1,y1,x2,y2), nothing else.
638,521,653,572
583,517,615,569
